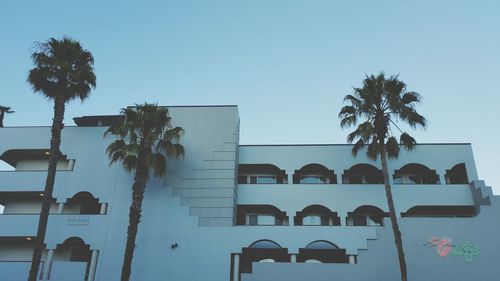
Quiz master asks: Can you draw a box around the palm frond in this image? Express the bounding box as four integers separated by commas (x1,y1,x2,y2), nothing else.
400,132,417,151
149,153,166,177
401,92,422,104
340,72,427,159
366,137,379,160
122,155,137,172
339,106,357,128
399,106,426,129
28,37,95,102
0,106,14,113
386,136,400,159
105,103,185,178
351,139,365,157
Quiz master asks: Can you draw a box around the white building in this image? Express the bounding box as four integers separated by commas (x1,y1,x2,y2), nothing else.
0,105,498,281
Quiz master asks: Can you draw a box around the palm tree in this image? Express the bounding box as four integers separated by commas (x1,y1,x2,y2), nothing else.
105,103,185,281
339,73,426,281
0,106,14,127
26,37,96,281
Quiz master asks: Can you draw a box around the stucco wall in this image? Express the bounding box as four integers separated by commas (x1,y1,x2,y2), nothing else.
0,106,497,281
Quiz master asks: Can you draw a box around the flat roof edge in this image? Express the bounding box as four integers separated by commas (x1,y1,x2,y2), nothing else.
239,143,472,147
127,105,238,108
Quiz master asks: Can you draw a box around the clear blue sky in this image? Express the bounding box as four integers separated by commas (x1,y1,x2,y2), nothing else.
1,1,499,192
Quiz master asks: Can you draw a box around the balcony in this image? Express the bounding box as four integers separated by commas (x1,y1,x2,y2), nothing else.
0,261,86,281
0,170,76,192
237,184,474,215
0,214,107,245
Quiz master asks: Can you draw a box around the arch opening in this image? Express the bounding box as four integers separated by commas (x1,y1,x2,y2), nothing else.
298,240,348,263
240,240,289,274
445,163,469,184
342,164,383,184
294,205,341,226
64,192,102,215
347,205,387,226
393,163,440,184
238,164,288,184
293,164,337,184
236,205,288,226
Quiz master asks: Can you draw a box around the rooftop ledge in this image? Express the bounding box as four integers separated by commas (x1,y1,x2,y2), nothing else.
239,143,471,146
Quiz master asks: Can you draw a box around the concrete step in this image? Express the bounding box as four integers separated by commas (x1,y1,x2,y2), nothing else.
190,168,236,178
173,188,235,198
180,197,235,208
199,217,234,227
189,207,234,217
181,178,235,188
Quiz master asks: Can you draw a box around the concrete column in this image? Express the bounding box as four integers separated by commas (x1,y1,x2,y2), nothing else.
338,213,348,226
290,254,297,263
438,170,447,185
100,203,107,215
57,203,64,214
88,250,99,281
43,249,55,280
349,255,356,264
232,254,240,281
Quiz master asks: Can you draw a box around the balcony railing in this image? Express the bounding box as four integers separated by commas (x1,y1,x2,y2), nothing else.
0,170,73,192
0,261,86,281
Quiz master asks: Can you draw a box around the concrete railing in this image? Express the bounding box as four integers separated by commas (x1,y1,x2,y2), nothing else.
0,170,74,192
0,214,107,246
0,261,43,281
237,184,474,215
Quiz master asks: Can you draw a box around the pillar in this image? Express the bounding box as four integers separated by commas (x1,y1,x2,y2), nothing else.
349,255,356,264
232,254,240,281
338,213,348,226
438,170,447,185
42,249,55,280
88,250,99,281
100,203,107,215
57,203,64,214
290,254,297,263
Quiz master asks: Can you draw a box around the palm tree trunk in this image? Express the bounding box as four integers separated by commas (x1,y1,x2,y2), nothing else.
0,111,4,127
379,142,408,281
120,145,149,281
28,98,65,281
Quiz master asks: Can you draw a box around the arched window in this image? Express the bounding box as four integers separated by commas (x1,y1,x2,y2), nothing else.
294,205,341,226
298,240,348,263
248,240,282,249
64,192,101,214
241,240,289,273
347,205,386,226
54,237,91,262
342,164,383,184
305,240,339,250
236,205,288,226
293,164,337,184
393,164,440,184
445,163,469,184
238,164,288,184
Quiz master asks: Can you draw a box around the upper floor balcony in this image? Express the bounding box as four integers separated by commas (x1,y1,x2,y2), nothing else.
0,192,108,248
237,183,475,218
0,148,76,193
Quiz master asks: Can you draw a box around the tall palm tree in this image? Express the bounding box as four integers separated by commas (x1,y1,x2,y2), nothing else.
339,73,426,281
27,37,96,281
0,105,14,127
105,103,185,281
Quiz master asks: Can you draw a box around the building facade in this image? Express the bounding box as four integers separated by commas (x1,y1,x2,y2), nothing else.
0,105,498,281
